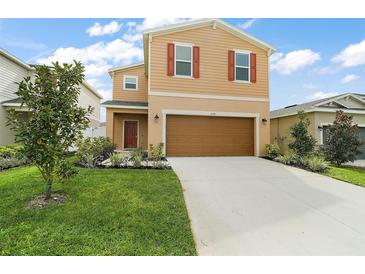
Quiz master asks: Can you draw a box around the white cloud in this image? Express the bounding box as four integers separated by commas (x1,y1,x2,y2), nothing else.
238,19,257,30
84,63,112,77
306,91,339,100
271,49,321,75
341,74,359,84
314,65,340,75
97,89,112,101
37,39,143,77
85,78,107,89
332,39,365,67
136,18,191,32
303,83,317,90
122,33,143,43
86,21,122,37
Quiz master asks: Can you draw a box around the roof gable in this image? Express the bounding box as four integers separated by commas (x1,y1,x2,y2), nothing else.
315,94,365,109
142,18,275,75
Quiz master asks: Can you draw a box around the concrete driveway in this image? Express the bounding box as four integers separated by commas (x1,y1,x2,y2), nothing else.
169,157,365,255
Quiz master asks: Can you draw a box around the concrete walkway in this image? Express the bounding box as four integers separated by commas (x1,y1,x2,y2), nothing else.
344,160,365,168
169,157,365,255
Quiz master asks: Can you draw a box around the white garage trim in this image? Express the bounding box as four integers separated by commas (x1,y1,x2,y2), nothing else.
161,109,260,156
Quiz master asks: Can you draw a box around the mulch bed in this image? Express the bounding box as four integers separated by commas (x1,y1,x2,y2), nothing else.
26,193,67,209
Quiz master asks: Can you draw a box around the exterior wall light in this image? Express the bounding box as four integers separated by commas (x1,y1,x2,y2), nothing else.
261,118,267,124
318,126,323,130
154,114,159,121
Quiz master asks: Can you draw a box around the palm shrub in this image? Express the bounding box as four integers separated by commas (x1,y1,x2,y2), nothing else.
130,148,146,168
109,152,124,167
7,62,92,199
274,152,299,165
300,155,328,173
322,110,363,166
288,111,316,157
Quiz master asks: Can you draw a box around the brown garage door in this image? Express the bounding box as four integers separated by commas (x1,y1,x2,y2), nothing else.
166,115,254,156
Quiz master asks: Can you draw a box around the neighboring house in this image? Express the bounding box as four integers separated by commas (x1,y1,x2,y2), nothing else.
103,18,275,156
83,122,106,138
270,92,365,159
0,48,103,145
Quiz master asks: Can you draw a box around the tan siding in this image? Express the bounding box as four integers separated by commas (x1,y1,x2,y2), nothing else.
270,113,315,153
150,26,269,98
106,108,148,149
113,113,148,150
112,65,148,102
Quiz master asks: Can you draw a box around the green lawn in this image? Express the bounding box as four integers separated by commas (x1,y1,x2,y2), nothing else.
0,165,196,255
327,166,365,188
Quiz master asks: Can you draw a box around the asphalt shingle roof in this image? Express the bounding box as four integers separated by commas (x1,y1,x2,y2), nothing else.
101,100,148,107
1,97,22,104
270,92,365,118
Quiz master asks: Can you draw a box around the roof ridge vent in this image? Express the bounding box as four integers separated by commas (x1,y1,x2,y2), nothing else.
284,104,297,109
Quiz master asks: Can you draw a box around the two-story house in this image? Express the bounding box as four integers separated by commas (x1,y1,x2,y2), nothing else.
102,19,275,156
0,48,103,145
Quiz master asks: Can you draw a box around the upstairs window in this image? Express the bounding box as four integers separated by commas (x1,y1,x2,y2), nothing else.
235,51,250,82
123,75,138,90
175,44,192,77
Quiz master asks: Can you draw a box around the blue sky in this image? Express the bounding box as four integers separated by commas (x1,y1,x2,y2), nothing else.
1,18,365,121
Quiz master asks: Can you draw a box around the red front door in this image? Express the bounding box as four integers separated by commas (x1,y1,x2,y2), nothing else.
124,121,138,149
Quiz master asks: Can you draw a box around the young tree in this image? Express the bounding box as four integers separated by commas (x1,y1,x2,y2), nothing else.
7,61,93,199
323,110,363,166
288,111,316,157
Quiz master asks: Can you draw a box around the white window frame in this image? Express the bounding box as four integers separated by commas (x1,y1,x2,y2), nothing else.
320,122,365,145
123,75,139,91
174,42,193,78
234,49,251,83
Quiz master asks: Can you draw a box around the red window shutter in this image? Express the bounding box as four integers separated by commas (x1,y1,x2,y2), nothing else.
250,53,257,83
193,46,200,78
228,50,235,81
167,43,175,76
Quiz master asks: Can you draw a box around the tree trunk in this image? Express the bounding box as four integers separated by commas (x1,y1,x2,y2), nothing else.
45,177,53,200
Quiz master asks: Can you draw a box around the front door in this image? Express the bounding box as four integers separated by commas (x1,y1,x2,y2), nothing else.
124,121,138,149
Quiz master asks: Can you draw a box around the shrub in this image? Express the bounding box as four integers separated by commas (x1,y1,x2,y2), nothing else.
300,155,328,173
288,111,316,157
149,143,165,168
0,144,24,159
322,110,364,166
265,143,281,159
56,160,78,183
76,137,115,166
0,157,29,171
109,152,124,167
130,148,146,168
149,143,165,160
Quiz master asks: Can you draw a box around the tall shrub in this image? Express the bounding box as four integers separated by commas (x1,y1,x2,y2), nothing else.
323,110,363,166
288,111,316,157
7,62,92,199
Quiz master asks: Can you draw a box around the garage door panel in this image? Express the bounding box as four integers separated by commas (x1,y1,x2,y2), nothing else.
166,115,254,156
